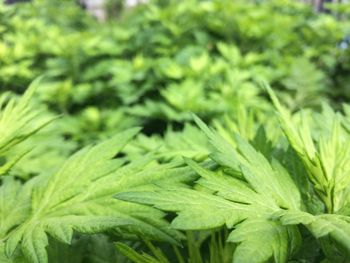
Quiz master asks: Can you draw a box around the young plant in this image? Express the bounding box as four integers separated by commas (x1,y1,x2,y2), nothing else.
118,91,350,262
0,78,54,177
0,83,195,263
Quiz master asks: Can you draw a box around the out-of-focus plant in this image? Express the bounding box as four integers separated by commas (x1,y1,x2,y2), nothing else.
1,0,349,132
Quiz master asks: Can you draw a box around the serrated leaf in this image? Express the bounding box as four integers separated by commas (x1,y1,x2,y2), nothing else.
2,129,186,263
228,219,298,263
266,83,350,213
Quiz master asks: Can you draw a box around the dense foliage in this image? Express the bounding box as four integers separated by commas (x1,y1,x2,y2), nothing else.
1,0,350,262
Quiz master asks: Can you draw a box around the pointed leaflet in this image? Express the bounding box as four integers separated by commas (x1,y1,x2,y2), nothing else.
266,84,350,213
0,77,55,176
0,177,34,237
228,219,300,263
117,118,303,262
192,114,240,172
275,210,350,255
117,162,301,262
194,114,301,210
2,129,185,263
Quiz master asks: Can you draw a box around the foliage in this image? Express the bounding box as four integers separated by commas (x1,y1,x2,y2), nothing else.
0,78,55,177
1,0,350,262
0,0,349,139
118,89,350,262
0,82,196,263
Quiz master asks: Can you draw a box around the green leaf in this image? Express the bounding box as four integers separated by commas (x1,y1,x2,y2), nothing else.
117,118,304,262
266,83,350,213
2,129,184,263
0,177,33,237
277,211,350,255
228,219,299,263
0,77,55,176
118,114,350,261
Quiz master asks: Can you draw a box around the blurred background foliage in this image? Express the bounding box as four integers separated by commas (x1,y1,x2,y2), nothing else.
1,0,350,176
